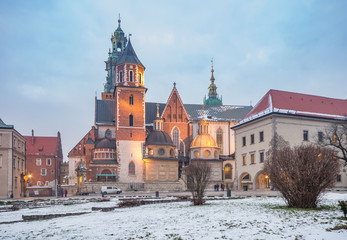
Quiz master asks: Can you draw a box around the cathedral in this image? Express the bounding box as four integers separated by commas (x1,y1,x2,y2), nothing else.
68,18,252,191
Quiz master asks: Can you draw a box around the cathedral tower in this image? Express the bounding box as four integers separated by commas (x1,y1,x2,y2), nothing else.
103,16,128,98
114,38,146,183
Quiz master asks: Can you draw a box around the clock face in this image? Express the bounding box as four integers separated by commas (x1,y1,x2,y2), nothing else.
158,148,165,155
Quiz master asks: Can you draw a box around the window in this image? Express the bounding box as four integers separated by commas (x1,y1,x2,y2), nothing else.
173,127,180,150
130,71,133,82
119,71,123,82
259,152,264,163
37,181,41,186
217,128,223,154
318,131,323,142
46,158,51,166
337,174,342,182
36,158,41,166
13,158,15,168
45,181,49,186
0,134,2,146
251,134,254,144
158,148,165,155
128,162,135,175
251,153,255,164
15,177,17,189
117,42,121,49
128,94,134,105
139,73,142,84
0,154,3,168
259,131,264,142
148,148,153,156
41,168,47,176
224,164,232,179
303,130,309,141
194,150,200,158
129,114,134,126
242,155,246,165
204,150,211,157
242,136,246,146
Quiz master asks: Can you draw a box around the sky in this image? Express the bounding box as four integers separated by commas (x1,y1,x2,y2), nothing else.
1,0,347,160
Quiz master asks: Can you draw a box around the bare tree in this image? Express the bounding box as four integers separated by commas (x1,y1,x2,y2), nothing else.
318,120,347,166
183,160,211,205
264,135,340,208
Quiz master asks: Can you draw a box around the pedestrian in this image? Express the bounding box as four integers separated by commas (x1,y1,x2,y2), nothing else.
61,188,64,197
221,184,225,191
214,184,217,191
216,184,219,191
65,189,68,197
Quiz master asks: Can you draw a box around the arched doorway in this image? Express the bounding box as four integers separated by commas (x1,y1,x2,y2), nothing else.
240,173,252,191
256,172,270,189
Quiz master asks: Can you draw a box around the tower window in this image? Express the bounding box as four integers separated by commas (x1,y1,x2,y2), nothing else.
129,95,134,105
129,114,134,126
119,72,123,82
128,161,135,175
139,73,142,84
130,71,133,82
117,42,121,51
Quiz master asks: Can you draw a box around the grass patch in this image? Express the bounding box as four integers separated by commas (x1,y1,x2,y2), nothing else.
270,205,336,211
327,224,347,231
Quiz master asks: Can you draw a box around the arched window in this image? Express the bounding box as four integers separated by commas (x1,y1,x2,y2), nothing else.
119,72,123,82
129,161,135,175
139,73,142,84
217,128,223,154
117,42,121,49
105,129,112,138
224,164,232,179
129,95,134,105
173,127,180,150
130,71,133,82
129,114,134,126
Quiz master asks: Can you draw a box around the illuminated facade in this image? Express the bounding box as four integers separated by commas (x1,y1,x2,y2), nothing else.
68,18,252,191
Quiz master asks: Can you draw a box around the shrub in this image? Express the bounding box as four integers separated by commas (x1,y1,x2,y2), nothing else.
338,200,347,218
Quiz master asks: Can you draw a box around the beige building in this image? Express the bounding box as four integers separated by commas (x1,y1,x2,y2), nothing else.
232,90,347,190
0,119,26,199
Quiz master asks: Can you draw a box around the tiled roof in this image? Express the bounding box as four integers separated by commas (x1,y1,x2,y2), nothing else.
96,100,252,126
117,40,145,68
0,118,14,129
95,100,115,125
24,136,59,156
238,89,347,126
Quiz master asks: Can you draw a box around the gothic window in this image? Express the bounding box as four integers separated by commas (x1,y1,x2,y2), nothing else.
129,95,134,105
129,161,135,175
129,114,134,126
224,164,232,179
130,71,133,82
139,73,142,84
173,127,180,150
217,128,223,154
105,129,112,138
119,72,123,82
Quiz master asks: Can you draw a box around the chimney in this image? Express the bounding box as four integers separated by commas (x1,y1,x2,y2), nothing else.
31,129,35,145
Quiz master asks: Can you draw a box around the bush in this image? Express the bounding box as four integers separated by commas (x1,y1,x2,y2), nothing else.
118,199,143,208
264,135,340,208
338,200,347,218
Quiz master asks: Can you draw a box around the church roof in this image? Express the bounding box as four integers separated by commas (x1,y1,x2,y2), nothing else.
95,99,115,125
117,39,145,68
95,100,252,126
145,130,175,146
236,89,347,127
24,135,60,156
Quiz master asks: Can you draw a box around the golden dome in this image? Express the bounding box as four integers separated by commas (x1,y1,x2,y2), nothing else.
190,133,218,149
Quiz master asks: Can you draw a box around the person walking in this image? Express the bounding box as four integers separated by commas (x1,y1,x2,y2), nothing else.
65,189,68,197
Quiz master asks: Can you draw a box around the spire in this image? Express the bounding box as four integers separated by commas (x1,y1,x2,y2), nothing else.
156,103,160,118
117,39,145,68
118,14,121,28
203,59,223,106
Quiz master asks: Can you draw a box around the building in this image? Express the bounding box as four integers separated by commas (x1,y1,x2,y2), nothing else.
232,89,347,190
67,18,252,191
0,119,26,199
24,130,63,196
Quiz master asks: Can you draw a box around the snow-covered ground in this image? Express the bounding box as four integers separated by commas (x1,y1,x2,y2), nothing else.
1,193,347,239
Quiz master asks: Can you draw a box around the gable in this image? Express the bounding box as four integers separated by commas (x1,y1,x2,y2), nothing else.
68,127,97,157
161,86,190,123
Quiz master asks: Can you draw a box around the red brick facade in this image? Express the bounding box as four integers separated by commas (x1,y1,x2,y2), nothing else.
24,131,63,190
161,86,192,157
